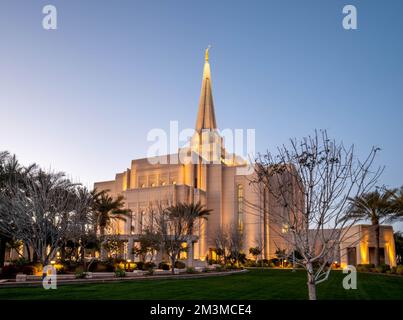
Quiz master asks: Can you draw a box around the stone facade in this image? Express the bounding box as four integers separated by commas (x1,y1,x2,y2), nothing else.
94,51,292,263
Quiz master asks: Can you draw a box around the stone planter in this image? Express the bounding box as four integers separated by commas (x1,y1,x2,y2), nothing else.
16,274,27,282
154,269,170,275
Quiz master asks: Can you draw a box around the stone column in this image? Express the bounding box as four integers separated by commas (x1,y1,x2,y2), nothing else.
187,240,194,267
126,237,134,260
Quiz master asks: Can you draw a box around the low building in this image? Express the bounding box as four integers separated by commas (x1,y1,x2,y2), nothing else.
340,224,397,267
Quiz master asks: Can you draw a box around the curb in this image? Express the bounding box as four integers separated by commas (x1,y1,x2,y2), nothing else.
0,269,248,288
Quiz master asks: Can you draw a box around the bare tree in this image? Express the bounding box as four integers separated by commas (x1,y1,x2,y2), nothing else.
213,227,229,264
65,186,96,269
0,169,92,271
133,230,160,263
227,224,245,266
253,130,381,300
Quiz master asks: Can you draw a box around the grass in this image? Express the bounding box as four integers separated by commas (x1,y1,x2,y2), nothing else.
0,269,402,300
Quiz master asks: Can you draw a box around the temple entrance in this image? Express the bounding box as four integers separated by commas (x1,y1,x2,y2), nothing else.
369,247,385,265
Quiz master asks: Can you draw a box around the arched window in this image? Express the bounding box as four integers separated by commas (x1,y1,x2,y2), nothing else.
237,184,244,232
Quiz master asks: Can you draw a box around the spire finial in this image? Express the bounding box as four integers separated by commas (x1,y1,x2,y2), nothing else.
205,45,211,62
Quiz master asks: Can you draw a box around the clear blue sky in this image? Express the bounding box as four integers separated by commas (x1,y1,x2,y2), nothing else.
1,0,402,227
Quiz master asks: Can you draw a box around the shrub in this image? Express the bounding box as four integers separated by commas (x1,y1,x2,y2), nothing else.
92,261,114,272
256,259,269,267
214,265,224,272
114,257,126,264
1,265,19,276
12,258,29,267
21,265,36,275
396,265,403,275
268,258,280,267
158,262,170,271
356,264,375,272
375,264,390,273
64,261,80,273
135,261,145,270
174,261,186,269
391,266,397,274
54,264,66,274
75,271,86,279
226,264,242,270
244,260,257,267
126,262,135,271
144,262,156,270
186,267,196,274
208,259,218,265
115,268,126,278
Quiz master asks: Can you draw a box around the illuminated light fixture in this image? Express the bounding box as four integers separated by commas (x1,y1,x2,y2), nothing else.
172,181,177,185
127,259,131,263
50,261,56,265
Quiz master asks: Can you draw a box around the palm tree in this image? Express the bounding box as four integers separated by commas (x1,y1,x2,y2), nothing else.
347,188,397,266
161,201,211,273
392,186,403,220
93,191,130,236
182,202,212,235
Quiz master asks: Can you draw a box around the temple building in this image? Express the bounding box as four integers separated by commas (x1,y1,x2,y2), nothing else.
93,49,397,267
93,48,290,265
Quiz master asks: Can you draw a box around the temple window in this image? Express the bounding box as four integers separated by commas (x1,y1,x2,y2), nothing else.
237,184,244,232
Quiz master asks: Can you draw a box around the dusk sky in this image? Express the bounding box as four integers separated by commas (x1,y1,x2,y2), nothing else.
1,1,402,227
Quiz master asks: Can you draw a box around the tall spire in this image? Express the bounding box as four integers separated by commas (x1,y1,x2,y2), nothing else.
195,46,217,132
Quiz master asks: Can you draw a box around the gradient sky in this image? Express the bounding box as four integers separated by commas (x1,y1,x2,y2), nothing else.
1,1,402,230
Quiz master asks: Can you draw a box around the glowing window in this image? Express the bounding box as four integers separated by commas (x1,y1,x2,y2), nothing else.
237,184,244,232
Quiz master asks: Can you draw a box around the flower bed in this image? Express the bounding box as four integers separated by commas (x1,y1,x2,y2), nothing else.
356,264,403,275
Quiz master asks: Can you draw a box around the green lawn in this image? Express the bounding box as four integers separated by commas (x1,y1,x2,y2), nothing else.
0,269,402,300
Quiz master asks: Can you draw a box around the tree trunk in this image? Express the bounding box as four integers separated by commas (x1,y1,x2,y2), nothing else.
0,236,7,268
60,245,66,261
307,262,317,300
33,251,38,263
81,246,86,271
171,256,176,275
100,226,105,238
375,223,380,266
24,243,31,261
